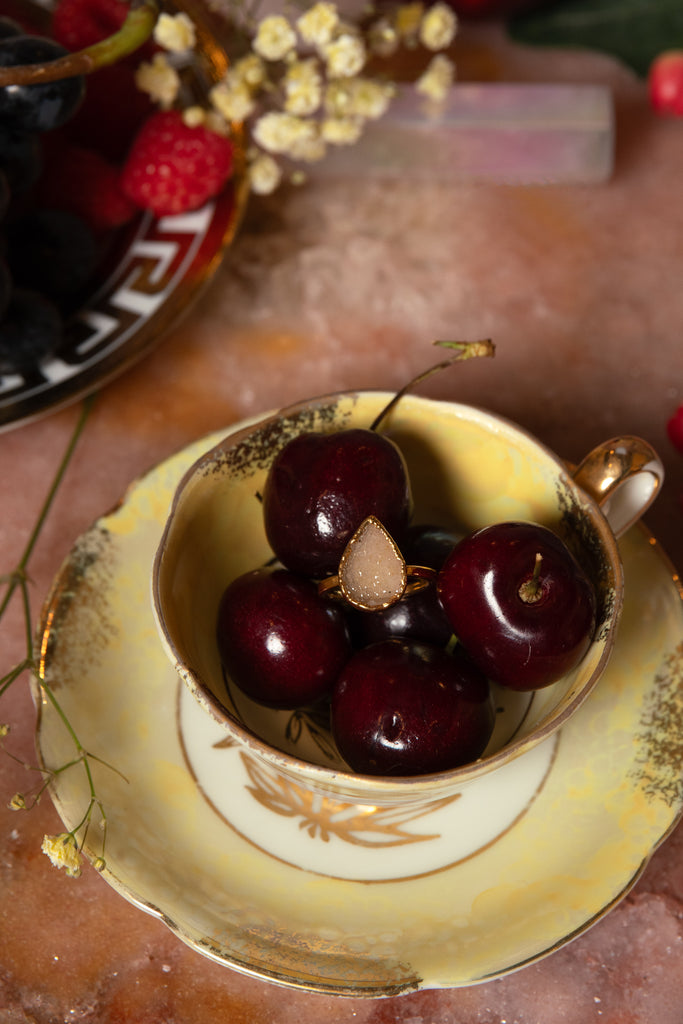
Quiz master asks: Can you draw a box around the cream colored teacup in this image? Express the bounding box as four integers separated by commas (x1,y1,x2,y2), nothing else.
152,392,662,880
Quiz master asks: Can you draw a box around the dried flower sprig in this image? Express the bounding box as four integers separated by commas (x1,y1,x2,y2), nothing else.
135,0,458,194
0,398,117,876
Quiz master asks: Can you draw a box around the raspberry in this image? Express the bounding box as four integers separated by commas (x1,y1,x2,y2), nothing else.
51,0,129,51
667,405,683,455
35,139,137,231
120,110,234,217
648,50,683,117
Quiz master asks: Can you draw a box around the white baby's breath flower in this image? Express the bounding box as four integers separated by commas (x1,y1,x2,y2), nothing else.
8,793,26,810
210,79,257,122
296,2,339,48
289,133,327,162
253,111,317,155
419,2,458,51
182,105,207,128
284,59,323,115
326,77,396,119
232,53,267,90
416,52,454,102
324,32,366,79
153,11,196,52
41,833,82,878
0,723,9,737
253,15,297,62
249,152,283,194
135,53,181,108
321,116,363,145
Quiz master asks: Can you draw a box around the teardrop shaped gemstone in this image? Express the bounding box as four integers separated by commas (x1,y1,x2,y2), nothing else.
338,516,407,610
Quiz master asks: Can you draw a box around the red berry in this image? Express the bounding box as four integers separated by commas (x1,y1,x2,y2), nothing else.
120,110,234,217
648,51,683,116
51,0,129,51
667,405,683,455
36,140,137,231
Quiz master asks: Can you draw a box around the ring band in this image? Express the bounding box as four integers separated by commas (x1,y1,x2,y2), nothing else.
318,564,437,610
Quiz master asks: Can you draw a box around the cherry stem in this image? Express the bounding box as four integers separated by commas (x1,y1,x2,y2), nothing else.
0,0,159,86
518,552,544,604
370,339,495,433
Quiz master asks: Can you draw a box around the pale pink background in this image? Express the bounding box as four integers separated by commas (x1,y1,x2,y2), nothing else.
2,22,683,1023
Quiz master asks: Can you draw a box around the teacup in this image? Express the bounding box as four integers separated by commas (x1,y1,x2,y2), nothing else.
152,392,663,879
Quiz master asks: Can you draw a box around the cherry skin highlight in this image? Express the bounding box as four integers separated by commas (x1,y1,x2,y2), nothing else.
216,566,352,709
437,521,597,691
262,428,413,578
331,638,495,776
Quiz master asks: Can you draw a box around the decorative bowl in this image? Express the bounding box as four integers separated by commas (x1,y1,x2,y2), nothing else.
0,0,248,431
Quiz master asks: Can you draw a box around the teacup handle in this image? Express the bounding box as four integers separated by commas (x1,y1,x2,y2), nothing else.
572,436,664,539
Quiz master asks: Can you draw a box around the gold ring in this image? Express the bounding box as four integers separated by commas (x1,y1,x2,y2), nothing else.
318,563,437,611
315,516,440,612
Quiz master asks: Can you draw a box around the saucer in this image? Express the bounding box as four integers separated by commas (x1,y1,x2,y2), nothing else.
35,426,683,996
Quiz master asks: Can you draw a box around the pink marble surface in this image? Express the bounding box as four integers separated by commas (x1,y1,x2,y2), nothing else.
2,21,683,1023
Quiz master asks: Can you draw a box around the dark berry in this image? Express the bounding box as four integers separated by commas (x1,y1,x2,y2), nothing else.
437,521,597,691
0,127,42,192
0,167,9,219
263,428,413,578
331,638,494,776
0,35,85,132
216,566,352,709
0,287,62,372
6,207,97,301
0,254,12,318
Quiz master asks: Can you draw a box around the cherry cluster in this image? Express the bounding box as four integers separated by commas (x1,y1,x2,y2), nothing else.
215,421,598,778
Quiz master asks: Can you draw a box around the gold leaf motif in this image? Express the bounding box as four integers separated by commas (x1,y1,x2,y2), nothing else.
212,735,238,750
632,642,683,807
241,752,459,847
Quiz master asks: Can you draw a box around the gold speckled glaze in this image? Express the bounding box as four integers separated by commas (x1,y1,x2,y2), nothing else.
33,396,682,995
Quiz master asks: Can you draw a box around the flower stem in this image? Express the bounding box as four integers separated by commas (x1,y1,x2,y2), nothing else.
0,397,93,623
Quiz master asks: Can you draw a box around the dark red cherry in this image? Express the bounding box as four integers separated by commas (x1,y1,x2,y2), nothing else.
437,521,597,691
216,567,352,708
331,639,494,776
262,428,413,578
403,523,462,568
